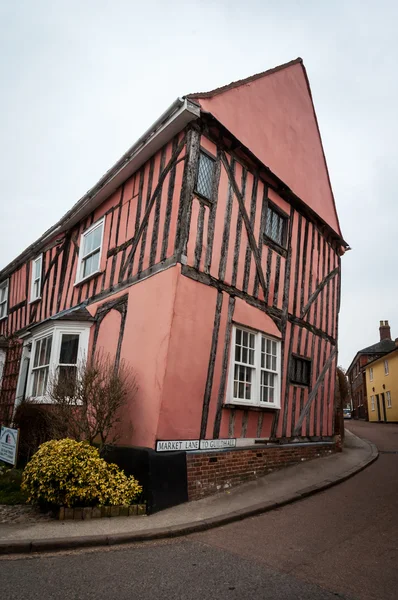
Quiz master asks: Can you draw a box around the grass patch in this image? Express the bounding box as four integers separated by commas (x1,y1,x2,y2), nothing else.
0,464,28,505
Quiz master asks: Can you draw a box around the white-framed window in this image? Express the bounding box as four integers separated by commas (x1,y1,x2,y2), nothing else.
76,217,105,283
371,395,375,411
369,367,373,381
30,255,42,302
0,280,8,320
384,360,389,375
227,325,281,409
386,391,392,408
26,322,91,401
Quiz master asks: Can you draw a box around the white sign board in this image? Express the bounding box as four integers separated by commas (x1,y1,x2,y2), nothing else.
0,426,19,466
156,440,200,452
156,438,236,452
199,438,236,450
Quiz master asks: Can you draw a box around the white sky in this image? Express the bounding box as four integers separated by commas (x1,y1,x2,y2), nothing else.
0,0,397,368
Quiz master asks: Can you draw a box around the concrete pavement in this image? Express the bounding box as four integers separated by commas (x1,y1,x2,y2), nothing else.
0,430,377,554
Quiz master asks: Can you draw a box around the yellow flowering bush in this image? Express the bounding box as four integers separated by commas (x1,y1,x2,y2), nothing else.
21,439,142,508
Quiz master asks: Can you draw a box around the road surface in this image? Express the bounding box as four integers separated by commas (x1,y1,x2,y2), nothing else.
0,421,396,600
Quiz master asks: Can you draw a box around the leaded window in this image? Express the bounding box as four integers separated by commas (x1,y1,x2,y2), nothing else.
265,205,287,247
195,151,215,200
290,356,311,386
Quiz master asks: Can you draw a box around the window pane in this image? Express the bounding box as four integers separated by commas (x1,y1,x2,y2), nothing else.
265,206,286,246
235,345,241,362
236,329,241,344
39,338,46,366
242,347,248,364
33,340,41,368
45,335,52,364
58,365,77,396
91,225,102,250
196,152,215,200
34,280,40,298
242,331,248,347
59,334,79,365
35,258,41,278
83,229,95,256
32,367,49,397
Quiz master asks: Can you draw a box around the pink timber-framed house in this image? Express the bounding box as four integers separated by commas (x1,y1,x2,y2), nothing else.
0,58,347,502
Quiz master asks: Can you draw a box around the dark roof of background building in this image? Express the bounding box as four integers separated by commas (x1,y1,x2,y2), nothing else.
359,339,396,354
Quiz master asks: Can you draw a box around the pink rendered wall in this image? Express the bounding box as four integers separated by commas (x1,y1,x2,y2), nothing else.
157,272,218,441
87,265,179,448
196,62,341,236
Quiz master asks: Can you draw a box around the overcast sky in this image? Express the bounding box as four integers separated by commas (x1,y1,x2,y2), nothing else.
0,0,396,368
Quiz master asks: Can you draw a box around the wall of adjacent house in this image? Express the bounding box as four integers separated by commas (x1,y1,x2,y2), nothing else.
366,353,398,422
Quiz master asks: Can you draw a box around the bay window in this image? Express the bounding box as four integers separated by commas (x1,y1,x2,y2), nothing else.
26,323,91,401
227,326,281,409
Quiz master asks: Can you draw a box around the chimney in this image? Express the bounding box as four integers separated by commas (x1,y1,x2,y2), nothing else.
379,320,391,341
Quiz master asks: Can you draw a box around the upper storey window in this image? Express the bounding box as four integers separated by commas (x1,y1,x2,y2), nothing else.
0,280,8,320
76,218,104,283
265,204,288,248
195,151,215,200
30,255,43,302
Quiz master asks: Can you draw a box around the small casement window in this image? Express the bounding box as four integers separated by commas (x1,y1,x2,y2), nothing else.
227,326,281,408
265,204,287,247
290,356,311,386
30,255,42,302
384,360,389,375
386,391,392,408
195,151,215,200
371,395,375,411
369,367,373,381
31,334,53,397
0,280,9,320
77,218,104,282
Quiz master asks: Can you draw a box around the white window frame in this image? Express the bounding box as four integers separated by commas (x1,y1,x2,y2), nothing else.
369,367,373,382
384,360,389,375
75,217,105,284
227,325,281,409
30,254,43,302
0,279,9,320
371,395,375,411
26,322,91,402
386,391,392,408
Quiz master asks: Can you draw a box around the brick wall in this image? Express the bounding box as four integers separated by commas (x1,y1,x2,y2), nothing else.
187,443,339,500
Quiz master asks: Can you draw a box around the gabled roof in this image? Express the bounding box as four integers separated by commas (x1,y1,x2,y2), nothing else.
187,58,342,238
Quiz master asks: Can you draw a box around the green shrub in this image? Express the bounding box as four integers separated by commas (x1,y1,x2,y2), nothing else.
0,465,28,505
21,439,142,508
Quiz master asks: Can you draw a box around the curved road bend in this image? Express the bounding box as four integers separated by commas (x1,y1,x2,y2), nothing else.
0,421,397,600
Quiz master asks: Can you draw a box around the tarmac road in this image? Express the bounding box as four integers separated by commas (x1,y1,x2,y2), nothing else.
0,421,396,600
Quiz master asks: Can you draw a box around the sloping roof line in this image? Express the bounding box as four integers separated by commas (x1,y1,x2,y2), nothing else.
187,57,343,240
359,338,396,355
365,346,398,369
346,338,396,374
187,58,303,99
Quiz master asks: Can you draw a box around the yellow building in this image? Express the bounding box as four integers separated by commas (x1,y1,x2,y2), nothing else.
366,345,398,422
